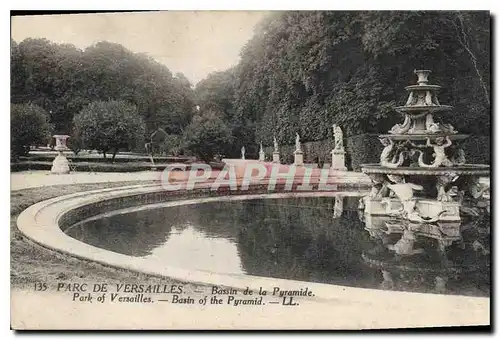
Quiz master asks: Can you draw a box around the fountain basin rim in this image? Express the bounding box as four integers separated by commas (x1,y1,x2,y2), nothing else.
14,181,491,321
360,164,490,176
395,105,453,113
18,184,416,300
17,182,487,305
379,133,468,141
405,85,442,91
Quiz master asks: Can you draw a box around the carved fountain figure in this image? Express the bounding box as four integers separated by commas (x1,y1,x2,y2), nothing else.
360,70,490,223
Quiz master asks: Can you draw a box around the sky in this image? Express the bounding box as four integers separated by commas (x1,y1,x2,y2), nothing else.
11,11,269,85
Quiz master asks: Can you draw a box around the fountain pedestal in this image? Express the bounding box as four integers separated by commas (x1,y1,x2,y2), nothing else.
51,135,70,174
360,70,490,223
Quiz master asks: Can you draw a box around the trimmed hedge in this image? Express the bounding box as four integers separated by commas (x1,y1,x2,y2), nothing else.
15,135,489,173
18,154,193,164
12,161,158,173
11,160,226,173
345,134,383,171
460,136,491,165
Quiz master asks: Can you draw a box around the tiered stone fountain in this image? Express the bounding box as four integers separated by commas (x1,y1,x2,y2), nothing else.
360,70,490,223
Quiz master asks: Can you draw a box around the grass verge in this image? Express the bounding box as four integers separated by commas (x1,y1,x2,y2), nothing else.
10,181,204,293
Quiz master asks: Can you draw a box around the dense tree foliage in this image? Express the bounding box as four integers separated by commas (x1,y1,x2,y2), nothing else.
195,11,490,150
11,103,52,159
73,100,145,160
11,39,195,139
11,11,490,161
182,110,234,162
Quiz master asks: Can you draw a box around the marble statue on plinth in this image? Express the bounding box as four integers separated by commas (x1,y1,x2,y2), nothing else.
331,124,347,171
272,135,280,163
333,124,344,151
294,133,303,166
295,133,302,153
259,142,265,161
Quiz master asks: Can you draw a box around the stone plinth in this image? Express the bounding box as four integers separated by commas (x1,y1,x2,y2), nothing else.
259,151,265,162
51,153,70,174
294,150,304,166
331,149,347,171
293,151,304,166
51,134,71,174
272,152,280,163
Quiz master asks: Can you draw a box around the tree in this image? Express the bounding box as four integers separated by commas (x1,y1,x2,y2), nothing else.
182,110,234,162
11,39,195,140
195,10,490,148
73,100,145,160
159,134,183,156
67,127,83,155
11,103,52,159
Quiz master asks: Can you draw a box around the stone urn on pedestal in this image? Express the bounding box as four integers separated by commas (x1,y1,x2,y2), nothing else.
51,135,71,174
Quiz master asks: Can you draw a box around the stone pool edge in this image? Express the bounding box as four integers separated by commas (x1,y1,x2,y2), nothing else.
16,182,490,326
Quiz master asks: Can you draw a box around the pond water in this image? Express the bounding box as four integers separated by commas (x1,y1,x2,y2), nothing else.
65,195,490,297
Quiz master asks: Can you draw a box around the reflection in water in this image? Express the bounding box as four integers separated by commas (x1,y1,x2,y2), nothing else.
65,195,490,297
147,224,243,274
362,211,490,296
333,196,344,218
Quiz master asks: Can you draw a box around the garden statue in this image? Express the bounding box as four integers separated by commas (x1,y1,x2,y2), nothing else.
331,124,347,170
272,135,280,163
294,133,303,166
333,124,344,151
295,133,301,152
259,142,265,161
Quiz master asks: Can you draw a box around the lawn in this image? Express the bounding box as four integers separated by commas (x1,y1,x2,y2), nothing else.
10,181,202,292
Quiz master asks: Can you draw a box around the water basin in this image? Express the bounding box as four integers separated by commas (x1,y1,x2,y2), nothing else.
64,195,490,297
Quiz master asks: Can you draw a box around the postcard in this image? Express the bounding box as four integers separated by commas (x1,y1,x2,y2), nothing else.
10,10,491,330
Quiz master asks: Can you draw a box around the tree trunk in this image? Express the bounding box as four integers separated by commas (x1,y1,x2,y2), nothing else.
111,148,118,162
453,12,490,106
103,151,107,159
